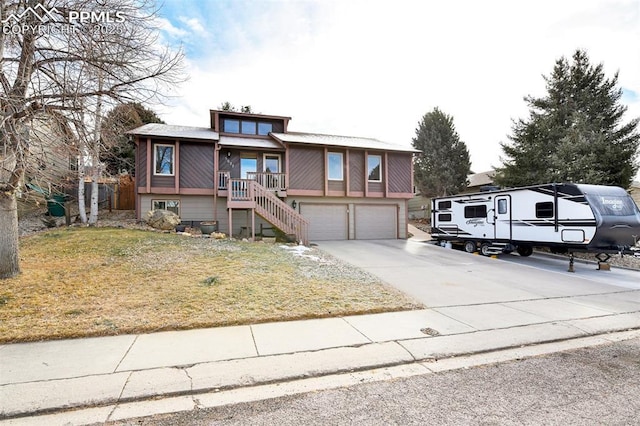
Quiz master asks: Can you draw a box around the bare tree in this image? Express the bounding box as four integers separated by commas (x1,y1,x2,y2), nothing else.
0,0,184,278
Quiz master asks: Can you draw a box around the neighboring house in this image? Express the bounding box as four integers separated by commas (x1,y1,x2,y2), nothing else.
24,113,77,191
464,170,496,193
128,110,416,243
409,170,496,219
631,181,640,207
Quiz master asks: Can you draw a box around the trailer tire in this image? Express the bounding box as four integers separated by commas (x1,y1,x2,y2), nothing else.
464,241,477,253
480,243,493,256
517,246,533,257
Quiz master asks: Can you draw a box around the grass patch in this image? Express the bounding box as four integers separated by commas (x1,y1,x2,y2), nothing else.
0,227,421,343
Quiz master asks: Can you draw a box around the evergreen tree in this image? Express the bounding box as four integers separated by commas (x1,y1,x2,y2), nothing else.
101,103,165,176
412,108,471,197
496,50,639,189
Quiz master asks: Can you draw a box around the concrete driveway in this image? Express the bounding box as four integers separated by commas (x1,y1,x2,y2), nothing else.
317,239,640,326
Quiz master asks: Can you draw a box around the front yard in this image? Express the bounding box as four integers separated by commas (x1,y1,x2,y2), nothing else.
0,228,421,343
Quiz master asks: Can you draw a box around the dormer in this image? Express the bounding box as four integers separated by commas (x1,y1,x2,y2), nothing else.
210,110,291,137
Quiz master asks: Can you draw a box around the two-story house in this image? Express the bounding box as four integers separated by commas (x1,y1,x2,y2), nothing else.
128,110,416,244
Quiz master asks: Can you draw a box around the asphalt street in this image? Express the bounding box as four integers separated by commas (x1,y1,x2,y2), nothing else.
104,336,640,425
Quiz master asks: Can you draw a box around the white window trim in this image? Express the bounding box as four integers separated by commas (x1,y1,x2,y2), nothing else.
263,153,281,173
154,143,175,176
367,154,382,182
152,199,180,215
328,152,344,181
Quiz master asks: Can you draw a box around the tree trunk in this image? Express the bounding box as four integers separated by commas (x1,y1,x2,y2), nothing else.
0,193,20,279
78,157,87,223
89,159,99,225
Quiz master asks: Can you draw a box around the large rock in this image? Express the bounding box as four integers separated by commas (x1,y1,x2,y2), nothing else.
144,209,181,230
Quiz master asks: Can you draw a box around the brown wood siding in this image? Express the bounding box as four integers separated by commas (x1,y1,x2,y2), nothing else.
151,175,175,187
328,180,345,192
368,181,384,193
137,141,147,188
349,150,364,192
180,143,214,189
388,153,413,193
289,147,323,191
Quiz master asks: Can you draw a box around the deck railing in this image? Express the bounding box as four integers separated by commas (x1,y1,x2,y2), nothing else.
217,171,286,192
228,178,309,245
246,172,286,191
217,171,230,190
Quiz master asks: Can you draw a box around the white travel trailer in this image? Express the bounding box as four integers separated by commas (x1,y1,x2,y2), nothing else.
430,183,640,258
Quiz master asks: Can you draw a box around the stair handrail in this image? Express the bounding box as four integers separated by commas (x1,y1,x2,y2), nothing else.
250,181,309,245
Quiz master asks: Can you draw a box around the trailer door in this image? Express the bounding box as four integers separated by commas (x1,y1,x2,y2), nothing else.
494,195,512,240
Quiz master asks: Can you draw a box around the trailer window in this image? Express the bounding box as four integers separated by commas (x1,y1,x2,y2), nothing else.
536,202,554,218
464,205,487,218
498,199,508,214
438,200,451,210
438,213,452,222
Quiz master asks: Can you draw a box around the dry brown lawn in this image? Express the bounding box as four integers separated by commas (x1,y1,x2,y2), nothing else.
0,227,421,343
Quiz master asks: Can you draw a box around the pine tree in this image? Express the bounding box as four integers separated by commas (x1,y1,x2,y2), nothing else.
496,50,639,189
101,103,165,176
412,108,471,197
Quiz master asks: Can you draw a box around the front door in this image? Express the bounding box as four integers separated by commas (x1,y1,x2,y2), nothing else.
494,195,512,240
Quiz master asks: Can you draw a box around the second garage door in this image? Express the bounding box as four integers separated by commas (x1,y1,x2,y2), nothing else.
355,205,397,239
301,204,348,241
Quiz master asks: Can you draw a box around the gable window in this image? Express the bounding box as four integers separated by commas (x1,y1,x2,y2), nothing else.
464,205,487,218
154,144,174,175
223,119,240,133
327,152,343,181
258,122,273,135
153,200,179,215
536,202,554,218
367,155,382,182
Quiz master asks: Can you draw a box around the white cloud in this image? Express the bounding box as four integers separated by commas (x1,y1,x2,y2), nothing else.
155,17,188,38
156,0,640,178
178,16,207,36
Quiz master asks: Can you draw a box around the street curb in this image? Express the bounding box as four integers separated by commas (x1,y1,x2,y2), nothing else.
3,323,640,423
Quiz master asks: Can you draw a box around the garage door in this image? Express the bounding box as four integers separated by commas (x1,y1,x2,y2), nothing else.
355,205,397,239
301,204,348,241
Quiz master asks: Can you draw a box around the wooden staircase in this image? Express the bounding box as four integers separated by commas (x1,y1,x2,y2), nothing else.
228,179,309,245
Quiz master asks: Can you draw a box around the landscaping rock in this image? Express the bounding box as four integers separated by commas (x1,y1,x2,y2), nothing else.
144,209,181,230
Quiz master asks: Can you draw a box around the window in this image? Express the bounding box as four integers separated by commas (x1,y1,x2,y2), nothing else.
153,200,179,215
438,213,452,222
240,155,257,179
223,119,240,133
328,152,343,181
241,121,257,135
498,199,508,214
464,205,487,218
258,122,273,135
536,202,554,218
367,155,382,182
438,200,452,210
154,144,174,175
263,154,280,173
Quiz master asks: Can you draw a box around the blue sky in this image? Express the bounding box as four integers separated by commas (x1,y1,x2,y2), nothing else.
152,0,640,177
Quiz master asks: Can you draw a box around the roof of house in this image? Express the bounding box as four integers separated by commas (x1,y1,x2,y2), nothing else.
218,136,284,150
127,123,219,141
271,132,418,153
468,170,496,187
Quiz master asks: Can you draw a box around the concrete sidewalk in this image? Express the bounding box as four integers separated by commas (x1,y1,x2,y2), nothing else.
2,232,640,424
3,306,640,424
